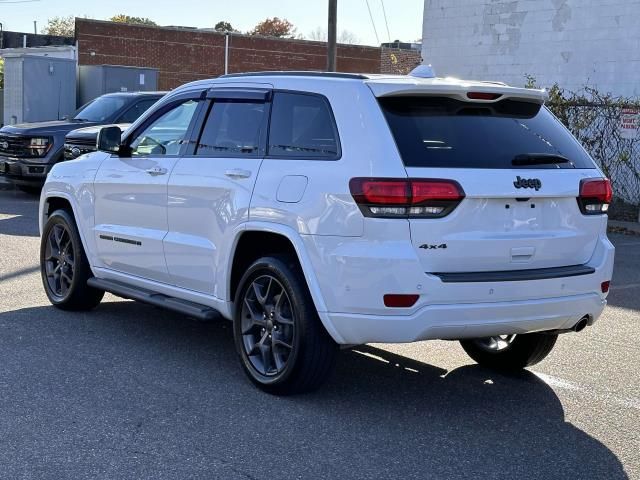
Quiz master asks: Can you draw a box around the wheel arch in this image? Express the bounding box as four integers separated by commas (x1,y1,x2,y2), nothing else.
227,222,344,343
39,192,95,271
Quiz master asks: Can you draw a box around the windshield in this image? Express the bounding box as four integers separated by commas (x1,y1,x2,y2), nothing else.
73,96,128,122
379,97,597,169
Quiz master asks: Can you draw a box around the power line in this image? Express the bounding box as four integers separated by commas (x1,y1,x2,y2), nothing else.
380,0,391,43
364,0,380,45
0,0,41,3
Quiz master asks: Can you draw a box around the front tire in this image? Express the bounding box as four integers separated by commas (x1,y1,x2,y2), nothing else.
40,209,104,311
460,333,558,371
233,256,337,395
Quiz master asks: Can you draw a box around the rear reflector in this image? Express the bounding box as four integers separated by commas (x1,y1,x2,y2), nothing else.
467,92,503,101
350,178,465,218
578,178,612,215
601,281,610,293
384,294,419,308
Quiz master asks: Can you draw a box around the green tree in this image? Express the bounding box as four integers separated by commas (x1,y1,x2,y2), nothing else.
249,17,297,38
0,57,4,89
41,16,75,37
214,21,236,33
110,14,157,26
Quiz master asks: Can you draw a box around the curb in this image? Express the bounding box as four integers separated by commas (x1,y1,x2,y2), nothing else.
608,220,640,236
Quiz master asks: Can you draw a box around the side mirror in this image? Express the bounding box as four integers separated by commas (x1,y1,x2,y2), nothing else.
97,126,125,155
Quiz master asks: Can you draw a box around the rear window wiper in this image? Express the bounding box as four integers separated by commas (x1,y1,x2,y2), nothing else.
512,153,571,166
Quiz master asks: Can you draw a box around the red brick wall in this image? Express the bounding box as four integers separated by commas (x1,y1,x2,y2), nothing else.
380,47,422,75
76,19,382,90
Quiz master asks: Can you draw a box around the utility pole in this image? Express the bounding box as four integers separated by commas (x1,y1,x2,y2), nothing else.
327,0,337,71
33,21,37,35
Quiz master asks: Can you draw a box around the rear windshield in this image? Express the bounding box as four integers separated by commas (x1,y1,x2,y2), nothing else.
379,97,596,169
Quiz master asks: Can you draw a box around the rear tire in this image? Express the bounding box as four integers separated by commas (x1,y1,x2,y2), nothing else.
460,333,558,371
233,256,337,395
40,209,104,311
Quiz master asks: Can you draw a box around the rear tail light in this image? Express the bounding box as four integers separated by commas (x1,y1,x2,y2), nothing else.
383,294,420,308
578,178,612,215
349,178,465,218
601,281,610,294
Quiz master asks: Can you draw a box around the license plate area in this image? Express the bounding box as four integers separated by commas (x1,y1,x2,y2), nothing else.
502,199,542,232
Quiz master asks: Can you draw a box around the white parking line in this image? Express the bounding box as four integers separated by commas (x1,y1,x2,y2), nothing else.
534,371,640,410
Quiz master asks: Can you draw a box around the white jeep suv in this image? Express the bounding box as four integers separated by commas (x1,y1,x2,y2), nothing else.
39,71,615,394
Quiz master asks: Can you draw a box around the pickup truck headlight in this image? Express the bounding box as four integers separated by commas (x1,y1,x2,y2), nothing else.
28,137,52,157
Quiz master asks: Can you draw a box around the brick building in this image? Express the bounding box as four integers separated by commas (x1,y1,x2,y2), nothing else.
421,0,640,96
75,19,420,90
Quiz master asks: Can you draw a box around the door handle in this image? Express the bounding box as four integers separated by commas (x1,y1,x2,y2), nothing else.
146,166,168,176
224,169,252,179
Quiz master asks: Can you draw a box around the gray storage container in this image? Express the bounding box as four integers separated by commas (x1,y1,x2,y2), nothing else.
3,55,76,125
79,65,159,105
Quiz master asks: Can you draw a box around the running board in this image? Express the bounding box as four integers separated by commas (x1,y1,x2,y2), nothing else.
87,278,221,321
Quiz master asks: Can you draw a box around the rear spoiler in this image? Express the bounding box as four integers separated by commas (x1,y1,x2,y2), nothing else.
366,79,548,105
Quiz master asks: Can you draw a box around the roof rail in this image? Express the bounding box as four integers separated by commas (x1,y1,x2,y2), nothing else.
220,71,368,80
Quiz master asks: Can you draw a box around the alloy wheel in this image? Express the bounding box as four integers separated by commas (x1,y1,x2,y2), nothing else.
240,275,295,377
44,224,75,299
474,334,517,352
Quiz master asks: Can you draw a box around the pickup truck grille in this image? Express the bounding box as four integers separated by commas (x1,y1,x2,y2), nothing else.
64,139,97,159
0,135,31,157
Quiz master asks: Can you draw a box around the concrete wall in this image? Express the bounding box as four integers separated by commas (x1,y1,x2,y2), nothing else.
422,0,640,97
76,19,383,90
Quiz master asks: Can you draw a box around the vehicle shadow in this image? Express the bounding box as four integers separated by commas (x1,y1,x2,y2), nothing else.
0,184,40,237
0,301,628,480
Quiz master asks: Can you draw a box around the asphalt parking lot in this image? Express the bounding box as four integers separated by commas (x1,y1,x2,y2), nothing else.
1,183,639,480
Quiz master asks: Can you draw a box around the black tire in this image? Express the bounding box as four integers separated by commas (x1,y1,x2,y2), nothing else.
233,255,337,395
40,209,104,311
460,333,558,371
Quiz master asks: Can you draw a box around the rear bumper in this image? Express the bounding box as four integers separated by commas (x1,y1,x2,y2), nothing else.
324,293,606,344
303,233,614,344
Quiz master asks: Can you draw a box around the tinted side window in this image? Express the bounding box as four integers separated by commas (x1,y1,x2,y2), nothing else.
118,98,159,123
268,92,340,159
195,101,266,156
129,99,199,156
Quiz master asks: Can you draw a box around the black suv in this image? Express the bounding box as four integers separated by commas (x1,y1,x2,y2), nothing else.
0,92,165,191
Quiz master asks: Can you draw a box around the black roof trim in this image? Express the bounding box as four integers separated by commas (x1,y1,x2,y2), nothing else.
221,71,368,80
102,91,168,97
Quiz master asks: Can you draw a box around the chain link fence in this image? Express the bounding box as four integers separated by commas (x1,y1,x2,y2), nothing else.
539,82,640,221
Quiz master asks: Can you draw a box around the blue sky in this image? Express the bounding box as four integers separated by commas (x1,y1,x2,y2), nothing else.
0,0,424,46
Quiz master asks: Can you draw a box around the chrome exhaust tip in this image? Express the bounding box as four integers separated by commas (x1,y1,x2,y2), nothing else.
572,315,590,333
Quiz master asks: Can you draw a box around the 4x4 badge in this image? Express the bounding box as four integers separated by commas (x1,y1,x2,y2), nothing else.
419,244,447,250
514,176,542,191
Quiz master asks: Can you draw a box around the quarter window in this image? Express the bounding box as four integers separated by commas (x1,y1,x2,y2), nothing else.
129,99,199,156
268,92,339,159
196,101,266,156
